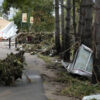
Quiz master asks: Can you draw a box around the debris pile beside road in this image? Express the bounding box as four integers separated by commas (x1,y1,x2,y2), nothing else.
0,50,25,86
17,32,55,55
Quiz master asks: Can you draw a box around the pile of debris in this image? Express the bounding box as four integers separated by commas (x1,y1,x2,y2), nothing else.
17,32,54,44
0,51,25,86
17,32,55,54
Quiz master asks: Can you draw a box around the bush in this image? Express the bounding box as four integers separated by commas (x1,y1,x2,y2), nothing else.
0,51,25,86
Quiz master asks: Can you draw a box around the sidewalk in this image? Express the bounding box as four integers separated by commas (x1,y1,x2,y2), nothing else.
0,41,48,100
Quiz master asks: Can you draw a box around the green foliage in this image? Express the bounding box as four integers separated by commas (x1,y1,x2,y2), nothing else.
3,0,31,13
13,11,21,29
13,10,28,30
3,0,54,32
56,71,100,99
38,54,52,64
17,32,54,54
0,6,3,16
0,51,25,86
32,0,54,32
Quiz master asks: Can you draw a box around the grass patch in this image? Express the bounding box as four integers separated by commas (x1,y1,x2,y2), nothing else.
56,71,100,99
38,54,63,70
38,53,100,99
38,53,52,64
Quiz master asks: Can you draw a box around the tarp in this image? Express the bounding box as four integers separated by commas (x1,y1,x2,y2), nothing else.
82,94,100,100
0,18,17,39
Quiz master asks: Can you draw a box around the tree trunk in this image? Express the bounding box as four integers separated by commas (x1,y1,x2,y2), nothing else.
63,0,71,61
92,0,100,83
55,0,61,53
60,0,65,51
81,0,93,48
75,0,87,53
73,0,76,38
77,0,86,42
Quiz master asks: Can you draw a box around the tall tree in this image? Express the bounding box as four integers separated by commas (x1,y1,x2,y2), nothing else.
0,6,3,17
60,0,65,51
3,0,54,32
92,0,100,83
81,0,93,47
77,0,86,43
63,0,71,61
55,0,61,53
73,0,76,38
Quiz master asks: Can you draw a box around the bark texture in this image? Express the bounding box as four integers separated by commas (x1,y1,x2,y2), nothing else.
55,0,61,53
61,0,65,51
77,0,86,42
81,0,93,48
63,0,71,61
92,0,100,83
73,0,76,38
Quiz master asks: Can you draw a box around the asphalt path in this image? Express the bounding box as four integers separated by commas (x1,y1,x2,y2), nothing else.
0,41,48,100
0,70,47,100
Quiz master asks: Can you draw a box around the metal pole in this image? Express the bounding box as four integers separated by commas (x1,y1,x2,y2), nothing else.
21,9,23,31
9,38,11,49
15,38,17,48
27,8,30,32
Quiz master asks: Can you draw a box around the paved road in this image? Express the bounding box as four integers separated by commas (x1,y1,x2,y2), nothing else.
0,70,47,100
0,41,48,100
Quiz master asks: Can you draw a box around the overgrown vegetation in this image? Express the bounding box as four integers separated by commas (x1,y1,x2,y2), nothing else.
38,54,52,64
3,0,54,32
0,51,25,86
38,54,100,99
56,71,100,99
17,32,55,55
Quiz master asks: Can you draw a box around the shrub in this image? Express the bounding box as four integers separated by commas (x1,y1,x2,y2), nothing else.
0,51,25,86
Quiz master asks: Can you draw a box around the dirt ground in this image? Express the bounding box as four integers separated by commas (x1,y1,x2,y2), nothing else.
24,53,79,100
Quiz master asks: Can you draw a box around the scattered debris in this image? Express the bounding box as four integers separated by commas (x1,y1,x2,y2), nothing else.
62,44,93,77
82,94,100,100
17,32,54,55
0,18,17,39
0,50,25,86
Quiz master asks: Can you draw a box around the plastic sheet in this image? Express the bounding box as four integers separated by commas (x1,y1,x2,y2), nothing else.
82,94,100,100
0,21,17,39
